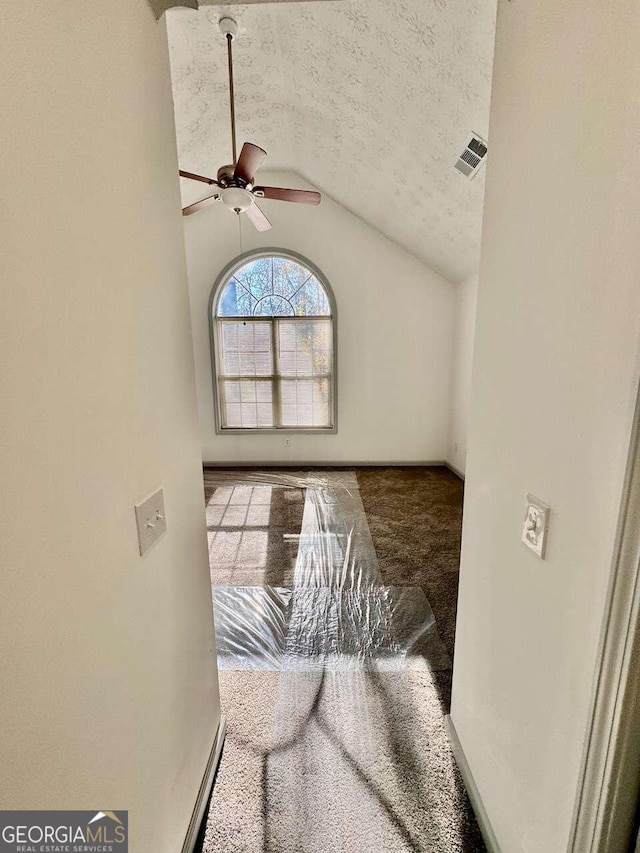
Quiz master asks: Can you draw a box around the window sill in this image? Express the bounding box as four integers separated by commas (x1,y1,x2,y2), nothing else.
216,427,337,435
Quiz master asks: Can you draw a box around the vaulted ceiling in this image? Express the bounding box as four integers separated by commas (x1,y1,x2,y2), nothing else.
167,0,496,282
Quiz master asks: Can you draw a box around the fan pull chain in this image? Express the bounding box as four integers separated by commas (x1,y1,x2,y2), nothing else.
238,213,247,326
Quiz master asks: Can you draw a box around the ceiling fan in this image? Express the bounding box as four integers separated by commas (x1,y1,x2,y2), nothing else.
178,16,321,231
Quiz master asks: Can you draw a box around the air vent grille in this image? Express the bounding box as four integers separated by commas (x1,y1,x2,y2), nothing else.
460,148,482,169
455,133,488,178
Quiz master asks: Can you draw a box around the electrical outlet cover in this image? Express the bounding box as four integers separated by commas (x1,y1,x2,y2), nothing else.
522,494,550,559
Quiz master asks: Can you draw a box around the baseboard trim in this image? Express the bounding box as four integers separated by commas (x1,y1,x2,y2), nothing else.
181,714,227,853
202,460,448,469
445,715,501,853
445,461,465,480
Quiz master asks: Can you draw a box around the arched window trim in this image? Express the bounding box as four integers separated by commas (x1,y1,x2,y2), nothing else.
209,248,338,435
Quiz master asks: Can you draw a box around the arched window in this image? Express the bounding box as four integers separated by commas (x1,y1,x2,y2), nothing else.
210,250,336,432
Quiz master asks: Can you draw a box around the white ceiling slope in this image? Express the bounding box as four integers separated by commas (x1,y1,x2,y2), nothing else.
167,0,496,282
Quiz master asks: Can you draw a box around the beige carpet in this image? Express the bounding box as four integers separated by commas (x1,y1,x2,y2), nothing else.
202,665,483,853
198,468,485,853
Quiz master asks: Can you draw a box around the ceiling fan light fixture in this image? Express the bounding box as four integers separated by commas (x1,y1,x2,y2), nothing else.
177,16,321,227
221,187,252,213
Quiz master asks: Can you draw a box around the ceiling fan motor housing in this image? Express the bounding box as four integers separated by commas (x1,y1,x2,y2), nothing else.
217,164,236,187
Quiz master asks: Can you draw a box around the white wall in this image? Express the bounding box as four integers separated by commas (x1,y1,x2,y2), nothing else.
451,1,640,851
0,4,219,852
182,170,455,464
447,274,478,476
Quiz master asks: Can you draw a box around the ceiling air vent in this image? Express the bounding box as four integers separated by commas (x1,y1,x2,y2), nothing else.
455,134,488,178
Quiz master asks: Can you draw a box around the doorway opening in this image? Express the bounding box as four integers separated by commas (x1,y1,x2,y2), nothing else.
198,467,484,852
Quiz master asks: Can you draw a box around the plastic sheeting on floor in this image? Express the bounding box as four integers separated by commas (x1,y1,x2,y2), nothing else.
207,470,450,673
203,471,482,853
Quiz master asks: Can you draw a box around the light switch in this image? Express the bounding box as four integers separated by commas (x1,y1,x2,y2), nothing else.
134,487,167,556
521,494,550,559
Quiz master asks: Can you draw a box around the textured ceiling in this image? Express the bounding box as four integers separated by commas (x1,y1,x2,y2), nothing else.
167,0,496,282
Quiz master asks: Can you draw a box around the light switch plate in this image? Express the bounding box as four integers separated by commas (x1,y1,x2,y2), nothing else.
522,494,550,559
134,487,167,556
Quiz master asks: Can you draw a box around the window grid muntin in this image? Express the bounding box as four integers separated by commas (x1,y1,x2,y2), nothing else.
212,251,336,434
218,256,329,318
216,315,333,431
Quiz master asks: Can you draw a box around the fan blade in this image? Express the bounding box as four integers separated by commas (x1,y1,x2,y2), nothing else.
182,193,220,216
253,186,321,205
244,202,272,232
234,142,267,183
179,169,217,185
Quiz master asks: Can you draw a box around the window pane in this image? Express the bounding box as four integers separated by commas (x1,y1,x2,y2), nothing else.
272,257,312,299
290,276,330,316
280,378,331,428
218,277,255,317
218,256,331,318
254,294,294,317
214,255,334,430
221,380,274,428
224,380,240,403
218,320,273,377
277,319,332,378
236,257,273,300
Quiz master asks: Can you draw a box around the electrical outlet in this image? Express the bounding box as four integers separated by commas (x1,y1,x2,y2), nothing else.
284,438,292,448
521,494,550,559
134,487,167,556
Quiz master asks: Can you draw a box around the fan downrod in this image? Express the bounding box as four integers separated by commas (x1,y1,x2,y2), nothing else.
178,14,321,224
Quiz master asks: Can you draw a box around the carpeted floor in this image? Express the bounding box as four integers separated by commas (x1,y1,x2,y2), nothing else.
197,467,485,853
357,467,464,661
356,467,464,714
